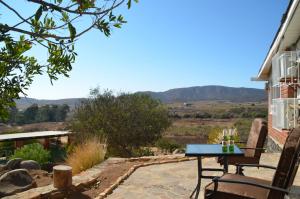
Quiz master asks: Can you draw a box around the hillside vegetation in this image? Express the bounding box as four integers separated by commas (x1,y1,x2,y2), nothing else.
15,86,266,109
142,85,266,103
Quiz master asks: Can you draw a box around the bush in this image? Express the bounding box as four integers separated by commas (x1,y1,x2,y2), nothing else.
71,89,171,157
207,127,223,144
132,147,154,157
50,145,67,163
11,143,50,164
0,141,14,158
207,127,241,145
66,138,106,175
234,119,252,142
155,138,181,153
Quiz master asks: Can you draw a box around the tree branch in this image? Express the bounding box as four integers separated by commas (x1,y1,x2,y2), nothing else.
27,0,124,16
0,0,33,26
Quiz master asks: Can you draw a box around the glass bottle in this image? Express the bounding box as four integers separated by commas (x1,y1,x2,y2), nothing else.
229,128,235,152
222,129,228,152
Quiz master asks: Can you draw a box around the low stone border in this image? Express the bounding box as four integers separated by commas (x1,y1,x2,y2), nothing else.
2,159,117,199
95,156,196,199
2,155,195,199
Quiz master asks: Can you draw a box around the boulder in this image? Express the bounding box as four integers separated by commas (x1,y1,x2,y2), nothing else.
0,164,6,172
172,149,180,154
20,160,41,170
0,169,37,197
6,158,22,170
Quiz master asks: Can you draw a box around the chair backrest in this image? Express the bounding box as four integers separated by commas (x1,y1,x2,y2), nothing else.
269,128,300,199
244,118,268,158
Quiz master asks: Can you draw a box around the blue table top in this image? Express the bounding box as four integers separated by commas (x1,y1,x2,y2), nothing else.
185,144,244,157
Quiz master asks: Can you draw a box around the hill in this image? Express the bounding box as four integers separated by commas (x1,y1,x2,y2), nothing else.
141,85,266,103
15,86,266,109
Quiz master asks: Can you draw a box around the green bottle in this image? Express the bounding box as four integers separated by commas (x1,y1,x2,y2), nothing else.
229,129,235,152
222,129,228,152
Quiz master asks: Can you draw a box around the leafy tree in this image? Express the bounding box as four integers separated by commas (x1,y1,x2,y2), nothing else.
54,104,70,121
6,107,18,123
0,0,138,120
23,104,39,123
71,89,171,157
4,104,70,124
35,105,51,122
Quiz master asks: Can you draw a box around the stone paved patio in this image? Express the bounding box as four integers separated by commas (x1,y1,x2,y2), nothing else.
107,153,300,199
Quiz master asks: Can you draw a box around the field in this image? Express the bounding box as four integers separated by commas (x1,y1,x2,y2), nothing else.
0,122,68,134
167,100,267,118
164,101,267,144
0,101,267,145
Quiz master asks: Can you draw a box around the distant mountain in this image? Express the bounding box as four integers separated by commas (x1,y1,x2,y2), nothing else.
140,85,267,103
15,97,85,110
15,86,266,109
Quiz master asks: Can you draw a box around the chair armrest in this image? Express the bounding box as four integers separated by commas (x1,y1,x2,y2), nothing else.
235,163,276,170
235,141,247,144
240,147,266,151
211,176,289,194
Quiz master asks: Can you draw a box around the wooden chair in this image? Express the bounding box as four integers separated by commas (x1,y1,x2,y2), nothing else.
217,118,268,167
205,127,300,199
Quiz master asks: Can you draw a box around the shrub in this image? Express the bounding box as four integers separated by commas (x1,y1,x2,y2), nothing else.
207,127,223,144
132,147,154,157
11,143,50,164
155,138,181,153
71,89,171,157
50,145,67,162
66,138,106,175
234,119,252,142
0,141,14,158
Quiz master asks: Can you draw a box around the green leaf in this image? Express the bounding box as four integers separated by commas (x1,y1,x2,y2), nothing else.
127,0,131,9
61,12,69,22
68,23,76,41
113,23,121,28
127,0,138,9
35,6,43,21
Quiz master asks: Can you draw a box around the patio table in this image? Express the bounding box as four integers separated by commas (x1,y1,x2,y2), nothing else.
185,144,244,199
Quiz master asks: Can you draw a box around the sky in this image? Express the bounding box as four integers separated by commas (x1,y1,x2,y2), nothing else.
7,0,289,99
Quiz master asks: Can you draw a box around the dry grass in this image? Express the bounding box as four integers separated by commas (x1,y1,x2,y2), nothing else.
66,138,107,175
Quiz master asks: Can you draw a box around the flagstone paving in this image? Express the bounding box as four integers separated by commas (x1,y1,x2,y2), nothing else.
107,153,300,199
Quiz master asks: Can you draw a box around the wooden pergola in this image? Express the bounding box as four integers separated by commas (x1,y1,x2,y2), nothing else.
0,131,72,149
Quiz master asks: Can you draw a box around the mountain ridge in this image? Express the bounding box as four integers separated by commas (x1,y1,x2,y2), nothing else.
139,85,266,103
16,85,266,108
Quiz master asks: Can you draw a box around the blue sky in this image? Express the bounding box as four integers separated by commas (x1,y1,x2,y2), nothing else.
15,0,289,99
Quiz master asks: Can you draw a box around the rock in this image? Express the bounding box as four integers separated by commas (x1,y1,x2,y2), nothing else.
172,149,180,154
0,169,37,197
41,162,56,172
6,158,22,170
20,160,41,170
0,164,6,172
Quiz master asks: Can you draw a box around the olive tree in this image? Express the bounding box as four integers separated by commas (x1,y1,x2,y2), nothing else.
71,89,171,157
0,0,137,119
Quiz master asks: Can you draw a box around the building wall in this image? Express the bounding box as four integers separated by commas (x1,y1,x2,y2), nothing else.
267,113,289,145
280,84,295,98
268,86,290,147
267,45,300,148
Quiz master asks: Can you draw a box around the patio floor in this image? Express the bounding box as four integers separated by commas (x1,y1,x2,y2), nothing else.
106,153,300,199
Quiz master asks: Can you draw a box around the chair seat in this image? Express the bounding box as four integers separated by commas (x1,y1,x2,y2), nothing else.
205,174,270,199
217,156,260,165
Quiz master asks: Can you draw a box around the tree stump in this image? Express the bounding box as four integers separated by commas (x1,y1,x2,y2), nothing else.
53,165,72,189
